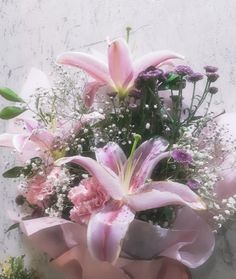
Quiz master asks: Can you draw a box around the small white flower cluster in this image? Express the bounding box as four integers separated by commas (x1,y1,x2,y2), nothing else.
31,65,86,127
45,168,73,217
175,116,236,230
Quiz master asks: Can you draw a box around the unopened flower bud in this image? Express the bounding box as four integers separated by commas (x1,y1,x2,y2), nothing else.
208,87,218,94
204,65,218,73
187,72,204,82
206,73,219,82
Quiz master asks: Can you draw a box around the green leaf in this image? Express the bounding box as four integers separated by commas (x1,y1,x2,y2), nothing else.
5,222,19,233
3,157,43,178
0,87,24,102
0,106,26,119
166,73,179,83
3,166,25,178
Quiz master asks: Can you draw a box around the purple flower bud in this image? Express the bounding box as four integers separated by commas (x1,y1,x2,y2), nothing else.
186,72,204,82
208,87,218,94
204,65,218,73
187,179,201,190
171,149,193,164
206,73,219,82
174,65,193,76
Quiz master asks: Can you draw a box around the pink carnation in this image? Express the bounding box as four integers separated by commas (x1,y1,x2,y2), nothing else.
68,177,110,224
24,167,60,206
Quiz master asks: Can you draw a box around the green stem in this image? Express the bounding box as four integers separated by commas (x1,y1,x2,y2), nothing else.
126,27,132,43
189,82,196,112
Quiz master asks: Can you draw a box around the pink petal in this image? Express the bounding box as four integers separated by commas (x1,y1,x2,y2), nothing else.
57,52,111,84
0,133,14,148
127,181,206,211
84,81,104,107
87,202,135,262
29,130,54,150
22,118,39,132
0,133,42,162
108,38,134,89
55,156,123,200
128,138,169,192
133,50,184,80
95,142,127,175
12,134,30,152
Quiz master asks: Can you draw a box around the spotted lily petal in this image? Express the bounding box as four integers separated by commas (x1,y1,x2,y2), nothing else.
133,50,184,80
84,81,104,107
108,38,134,89
95,142,127,175
87,202,135,262
29,130,55,150
22,118,39,132
57,52,111,84
128,138,169,192
127,181,206,211
55,156,123,200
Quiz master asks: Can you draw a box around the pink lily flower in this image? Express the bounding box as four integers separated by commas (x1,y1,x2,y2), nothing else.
56,137,206,263
0,112,104,163
57,38,184,106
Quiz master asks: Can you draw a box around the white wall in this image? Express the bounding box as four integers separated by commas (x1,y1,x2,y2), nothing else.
1,1,236,278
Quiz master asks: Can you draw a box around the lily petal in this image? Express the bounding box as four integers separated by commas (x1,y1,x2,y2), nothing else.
127,181,206,211
57,52,111,84
55,156,123,200
95,142,127,175
84,81,104,107
12,134,30,152
29,130,54,150
22,118,39,132
133,50,184,80
108,38,134,89
0,133,14,148
128,138,169,192
87,202,135,262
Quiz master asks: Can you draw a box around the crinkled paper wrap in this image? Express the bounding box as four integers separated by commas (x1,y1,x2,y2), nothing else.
19,207,215,279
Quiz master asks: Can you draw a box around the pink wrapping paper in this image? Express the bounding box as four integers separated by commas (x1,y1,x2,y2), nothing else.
19,216,198,279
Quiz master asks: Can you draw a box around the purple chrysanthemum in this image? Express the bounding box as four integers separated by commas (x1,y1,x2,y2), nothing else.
206,73,219,82
208,87,218,94
172,149,193,164
174,65,193,76
204,65,218,73
186,72,204,82
138,66,165,81
187,179,201,190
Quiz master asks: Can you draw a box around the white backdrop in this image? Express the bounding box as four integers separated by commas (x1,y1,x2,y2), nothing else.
1,0,236,278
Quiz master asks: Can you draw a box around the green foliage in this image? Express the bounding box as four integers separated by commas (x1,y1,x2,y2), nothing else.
0,106,26,119
0,256,39,279
3,157,43,178
0,88,24,103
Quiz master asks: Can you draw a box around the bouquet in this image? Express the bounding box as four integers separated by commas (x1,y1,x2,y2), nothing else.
1,34,236,279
